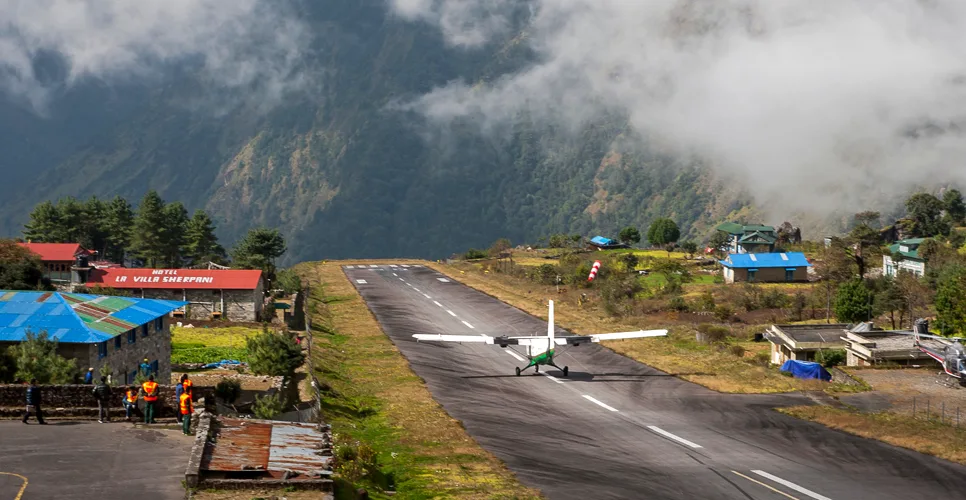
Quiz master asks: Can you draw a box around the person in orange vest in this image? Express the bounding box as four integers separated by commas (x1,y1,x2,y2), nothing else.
123,385,139,422
141,375,159,424
179,388,193,435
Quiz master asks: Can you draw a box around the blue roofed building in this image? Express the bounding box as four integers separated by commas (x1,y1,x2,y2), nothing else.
588,236,628,250
719,252,811,283
0,291,186,384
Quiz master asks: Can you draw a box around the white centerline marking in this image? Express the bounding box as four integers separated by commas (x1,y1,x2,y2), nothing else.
413,287,421,292
752,471,831,500
422,293,432,299
461,320,475,329
647,426,702,449
446,310,457,317
392,273,398,276
505,350,525,362
355,279,367,284
369,265,377,268
541,372,564,384
582,395,618,412
406,283,413,287
433,301,443,307
401,264,410,268
437,278,450,282
399,278,405,282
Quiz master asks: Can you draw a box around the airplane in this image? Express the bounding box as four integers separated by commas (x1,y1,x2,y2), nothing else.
413,300,668,376
896,319,966,386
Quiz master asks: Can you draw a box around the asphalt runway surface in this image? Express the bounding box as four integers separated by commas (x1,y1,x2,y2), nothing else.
0,421,193,499
345,264,966,500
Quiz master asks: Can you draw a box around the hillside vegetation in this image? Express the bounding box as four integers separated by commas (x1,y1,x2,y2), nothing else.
0,0,751,264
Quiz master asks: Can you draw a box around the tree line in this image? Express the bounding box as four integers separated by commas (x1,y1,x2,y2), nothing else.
21,192,288,279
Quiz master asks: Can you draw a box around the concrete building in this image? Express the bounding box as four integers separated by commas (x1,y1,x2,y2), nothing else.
763,323,849,365
0,291,185,384
719,252,811,283
715,223,779,254
883,238,926,278
842,323,944,367
86,268,264,322
18,243,93,288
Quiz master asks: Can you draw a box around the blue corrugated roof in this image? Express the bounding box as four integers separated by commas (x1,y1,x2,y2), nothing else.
0,291,186,344
719,252,811,269
590,236,613,245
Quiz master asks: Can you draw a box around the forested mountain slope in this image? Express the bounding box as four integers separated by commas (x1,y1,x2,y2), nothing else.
0,0,752,264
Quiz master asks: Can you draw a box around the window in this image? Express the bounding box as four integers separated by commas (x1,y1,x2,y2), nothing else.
127,329,136,344
150,360,159,375
114,336,122,350
98,342,107,359
155,317,163,331
141,324,148,337
747,270,757,282
785,270,794,282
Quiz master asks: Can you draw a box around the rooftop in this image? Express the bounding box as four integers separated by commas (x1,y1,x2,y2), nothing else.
0,291,185,343
87,268,263,290
18,242,91,262
200,417,332,480
771,323,850,344
716,222,776,235
720,252,811,269
888,240,924,261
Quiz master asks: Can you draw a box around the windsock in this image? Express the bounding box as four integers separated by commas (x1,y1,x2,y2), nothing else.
587,260,602,282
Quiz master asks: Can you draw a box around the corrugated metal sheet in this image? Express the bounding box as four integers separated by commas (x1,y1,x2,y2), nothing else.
87,268,262,290
203,418,331,478
18,242,89,261
0,291,185,343
720,252,811,269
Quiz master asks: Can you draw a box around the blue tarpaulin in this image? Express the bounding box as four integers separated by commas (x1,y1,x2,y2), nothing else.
780,360,831,381
201,359,246,369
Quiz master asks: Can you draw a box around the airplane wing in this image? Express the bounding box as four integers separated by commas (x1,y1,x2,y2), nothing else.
413,334,495,344
501,329,669,346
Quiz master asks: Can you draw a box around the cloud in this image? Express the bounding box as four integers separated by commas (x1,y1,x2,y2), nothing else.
0,0,312,112
389,0,966,218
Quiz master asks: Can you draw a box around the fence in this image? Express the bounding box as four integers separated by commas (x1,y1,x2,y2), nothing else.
910,396,963,428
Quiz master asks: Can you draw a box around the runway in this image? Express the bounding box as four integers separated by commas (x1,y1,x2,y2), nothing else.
344,264,966,499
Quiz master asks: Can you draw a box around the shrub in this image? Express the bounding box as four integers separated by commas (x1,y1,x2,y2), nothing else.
751,352,771,366
696,291,716,312
728,344,746,358
463,248,488,260
215,378,242,404
666,296,689,312
816,349,846,368
696,324,730,344
714,304,734,322
246,328,305,377
253,392,284,419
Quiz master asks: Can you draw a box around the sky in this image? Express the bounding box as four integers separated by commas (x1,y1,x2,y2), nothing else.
389,0,966,219
0,0,311,112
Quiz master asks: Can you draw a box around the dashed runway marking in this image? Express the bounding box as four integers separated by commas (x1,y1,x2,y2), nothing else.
446,310,457,317
647,426,702,449
437,278,450,282
355,279,367,284
752,471,831,500
422,293,432,299
461,320,475,329
433,301,443,307
582,395,618,412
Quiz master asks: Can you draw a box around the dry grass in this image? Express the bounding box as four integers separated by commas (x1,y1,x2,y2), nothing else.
780,405,966,465
300,260,541,499
192,489,323,500
426,261,826,394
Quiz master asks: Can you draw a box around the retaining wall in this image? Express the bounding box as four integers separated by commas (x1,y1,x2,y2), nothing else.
0,383,212,418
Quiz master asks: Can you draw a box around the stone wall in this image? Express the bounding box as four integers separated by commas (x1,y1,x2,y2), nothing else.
68,316,172,385
0,383,211,418
135,287,262,322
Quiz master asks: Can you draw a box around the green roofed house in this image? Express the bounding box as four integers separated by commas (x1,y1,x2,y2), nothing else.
883,238,926,278
715,223,778,254
0,291,186,384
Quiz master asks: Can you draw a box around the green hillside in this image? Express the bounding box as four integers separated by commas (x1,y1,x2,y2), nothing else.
0,0,752,264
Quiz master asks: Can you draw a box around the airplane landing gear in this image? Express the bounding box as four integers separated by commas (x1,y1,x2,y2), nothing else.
515,367,521,377
563,366,569,377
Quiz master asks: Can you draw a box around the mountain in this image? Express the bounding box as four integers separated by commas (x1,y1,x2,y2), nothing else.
0,0,753,265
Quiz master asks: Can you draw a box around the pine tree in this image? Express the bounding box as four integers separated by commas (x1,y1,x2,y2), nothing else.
246,327,304,378
161,202,189,267
55,197,85,243
231,228,287,279
103,196,134,263
130,191,167,267
9,330,77,384
23,201,63,242
81,196,109,254
185,210,226,265
833,279,873,323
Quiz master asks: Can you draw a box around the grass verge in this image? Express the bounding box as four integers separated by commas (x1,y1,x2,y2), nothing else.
299,260,541,499
779,405,966,465
425,262,843,395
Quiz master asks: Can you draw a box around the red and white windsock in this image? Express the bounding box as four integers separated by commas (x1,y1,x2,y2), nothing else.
587,260,602,282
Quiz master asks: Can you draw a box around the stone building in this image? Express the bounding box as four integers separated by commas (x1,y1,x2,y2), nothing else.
0,291,185,385
86,268,264,322
18,242,93,288
719,252,811,283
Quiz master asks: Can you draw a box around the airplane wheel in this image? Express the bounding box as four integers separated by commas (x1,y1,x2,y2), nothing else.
515,367,521,377
563,366,569,377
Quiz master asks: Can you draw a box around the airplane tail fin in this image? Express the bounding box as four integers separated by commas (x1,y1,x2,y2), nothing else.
548,299,555,346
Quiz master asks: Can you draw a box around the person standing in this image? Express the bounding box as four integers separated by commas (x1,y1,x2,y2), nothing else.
22,379,46,425
141,375,159,424
139,358,152,377
84,367,94,384
123,385,139,422
174,375,185,423
93,376,111,423
179,388,193,435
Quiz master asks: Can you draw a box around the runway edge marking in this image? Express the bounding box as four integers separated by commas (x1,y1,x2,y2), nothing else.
582,395,619,412
731,471,799,500
752,470,831,500
646,426,702,449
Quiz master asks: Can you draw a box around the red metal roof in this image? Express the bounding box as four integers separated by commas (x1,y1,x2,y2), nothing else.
19,243,89,261
87,268,262,290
